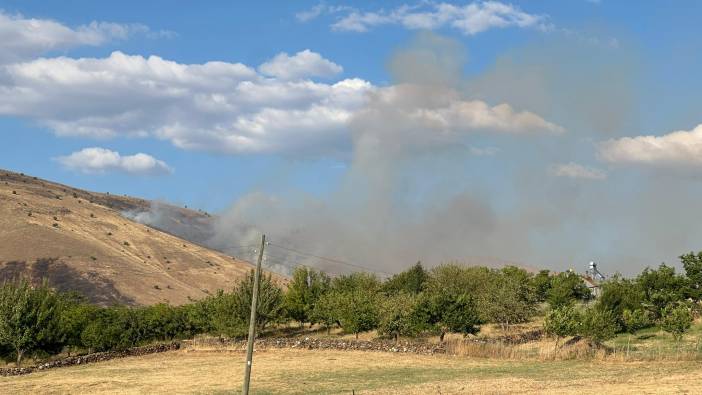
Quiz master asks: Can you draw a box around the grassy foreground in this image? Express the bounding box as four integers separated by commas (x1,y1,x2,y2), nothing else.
2,348,702,394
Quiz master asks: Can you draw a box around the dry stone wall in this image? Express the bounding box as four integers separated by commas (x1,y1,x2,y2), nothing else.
0,342,180,377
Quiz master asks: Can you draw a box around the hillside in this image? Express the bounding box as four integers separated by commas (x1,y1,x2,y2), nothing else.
0,169,262,306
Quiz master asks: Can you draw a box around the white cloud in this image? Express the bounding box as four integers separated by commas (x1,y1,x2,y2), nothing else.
258,49,343,80
0,50,371,154
410,100,564,134
0,48,561,156
295,3,352,22
550,162,606,180
599,124,702,169
56,147,172,175
0,11,167,63
315,1,549,35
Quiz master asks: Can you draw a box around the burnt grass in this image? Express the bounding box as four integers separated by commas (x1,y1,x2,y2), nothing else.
0,258,134,306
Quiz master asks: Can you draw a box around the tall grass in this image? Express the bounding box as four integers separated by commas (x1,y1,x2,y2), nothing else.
444,337,702,362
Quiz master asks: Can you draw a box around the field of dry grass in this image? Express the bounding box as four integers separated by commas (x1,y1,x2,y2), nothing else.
0,169,265,305
2,347,702,394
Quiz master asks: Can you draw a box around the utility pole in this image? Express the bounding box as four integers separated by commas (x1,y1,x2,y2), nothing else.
243,234,265,395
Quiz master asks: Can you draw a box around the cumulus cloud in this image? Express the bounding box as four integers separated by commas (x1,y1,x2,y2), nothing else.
0,11,169,63
299,1,550,35
0,49,560,156
258,49,343,80
550,162,606,180
599,124,702,169
56,147,172,175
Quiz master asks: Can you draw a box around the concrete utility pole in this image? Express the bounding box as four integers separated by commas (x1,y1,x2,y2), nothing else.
242,234,265,395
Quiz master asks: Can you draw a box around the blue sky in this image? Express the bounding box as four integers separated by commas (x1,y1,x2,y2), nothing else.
3,1,702,272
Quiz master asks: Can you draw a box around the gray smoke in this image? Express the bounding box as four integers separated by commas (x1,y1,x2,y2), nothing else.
133,32,702,277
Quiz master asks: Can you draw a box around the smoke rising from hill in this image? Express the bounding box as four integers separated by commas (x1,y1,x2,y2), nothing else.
205,33,565,275
134,32,702,277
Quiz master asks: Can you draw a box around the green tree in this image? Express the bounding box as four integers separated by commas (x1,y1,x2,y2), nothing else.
482,270,537,330
680,251,702,301
335,287,380,339
595,275,644,330
0,279,61,366
331,272,381,293
531,269,552,302
543,305,581,348
636,264,687,319
547,271,592,308
57,295,98,355
283,267,330,326
211,271,283,337
309,291,341,334
377,293,430,341
383,262,429,295
580,307,619,344
660,304,693,343
428,289,481,341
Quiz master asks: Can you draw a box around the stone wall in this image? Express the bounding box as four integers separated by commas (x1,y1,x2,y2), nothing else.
183,337,447,355
0,342,180,377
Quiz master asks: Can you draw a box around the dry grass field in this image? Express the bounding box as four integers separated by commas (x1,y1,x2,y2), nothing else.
2,348,702,394
0,169,268,305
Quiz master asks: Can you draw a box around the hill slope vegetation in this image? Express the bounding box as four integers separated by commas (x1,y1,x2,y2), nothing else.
0,169,257,305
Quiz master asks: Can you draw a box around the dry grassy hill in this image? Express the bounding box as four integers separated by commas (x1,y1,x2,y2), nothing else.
0,169,264,306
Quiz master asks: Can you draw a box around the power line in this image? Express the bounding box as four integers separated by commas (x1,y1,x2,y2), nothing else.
267,242,391,277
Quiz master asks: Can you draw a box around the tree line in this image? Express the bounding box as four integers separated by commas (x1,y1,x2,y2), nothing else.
2,252,702,366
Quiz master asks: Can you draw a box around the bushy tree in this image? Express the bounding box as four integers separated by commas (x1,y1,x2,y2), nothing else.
309,291,341,334
79,307,125,352
0,279,62,366
57,294,98,355
336,287,380,338
636,264,687,319
680,251,702,301
377,293,430,341
331,272,381,293
580,307,619,344
531,270,552,302
622,308,652,334
596,275,644,330
547,271,591,308
283,267,330,325
660,304,693,343
211,271,283,337
482,270,537,330
382,262,429,295
543,305,581,348
427,289,481,341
